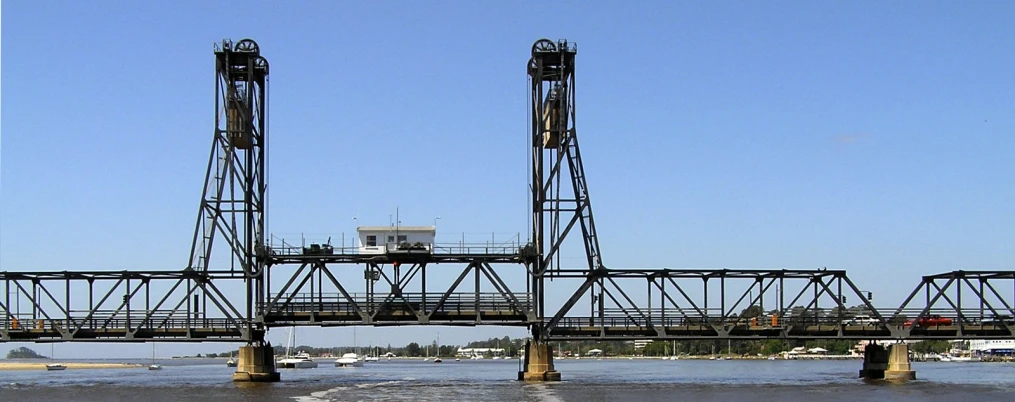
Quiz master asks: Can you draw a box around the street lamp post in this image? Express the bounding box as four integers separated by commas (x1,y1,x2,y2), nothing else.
352,217,358,248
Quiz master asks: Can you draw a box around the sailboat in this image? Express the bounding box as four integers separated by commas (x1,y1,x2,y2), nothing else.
334,352,364,367
364,346,379,362
492,339,502,360
277,327,318,368
148,344,163,370
335,327,364,367
433,333,442,363
46,344,66,371
226,351,237,367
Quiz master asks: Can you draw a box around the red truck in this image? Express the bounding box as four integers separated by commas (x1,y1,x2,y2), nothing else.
904,315,953,327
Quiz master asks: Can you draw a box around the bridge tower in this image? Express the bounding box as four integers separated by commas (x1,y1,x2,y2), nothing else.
187,38,277,381
521,38,604,381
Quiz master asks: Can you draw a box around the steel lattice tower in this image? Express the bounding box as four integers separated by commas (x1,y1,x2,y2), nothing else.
528,39,604,340
187,39,269,339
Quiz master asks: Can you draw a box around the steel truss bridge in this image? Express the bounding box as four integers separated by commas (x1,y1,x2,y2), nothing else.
3,39,1012,346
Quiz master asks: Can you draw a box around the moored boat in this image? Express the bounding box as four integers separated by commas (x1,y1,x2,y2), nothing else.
334,352,364,367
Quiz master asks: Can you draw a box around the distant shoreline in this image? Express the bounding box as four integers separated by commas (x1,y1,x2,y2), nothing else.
0,362,144,371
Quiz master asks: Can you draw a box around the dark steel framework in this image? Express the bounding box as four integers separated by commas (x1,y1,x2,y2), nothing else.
3,268,1011,342
1,270,247,342
187,39,270,341
527,39,606,341
542,269,1015,340
2,38,1012,345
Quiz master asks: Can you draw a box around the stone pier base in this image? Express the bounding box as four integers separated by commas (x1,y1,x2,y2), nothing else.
859,343,889,380
859,342,915,381
885,343,916,381
518,341,561,382
232,344,281,382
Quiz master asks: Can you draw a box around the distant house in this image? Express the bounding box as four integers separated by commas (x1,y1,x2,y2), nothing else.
585,348,603,357
357,226,436,255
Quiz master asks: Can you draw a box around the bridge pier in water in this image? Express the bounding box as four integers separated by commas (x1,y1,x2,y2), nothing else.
518,341,561,381
859,343,915,381
232,343,280,382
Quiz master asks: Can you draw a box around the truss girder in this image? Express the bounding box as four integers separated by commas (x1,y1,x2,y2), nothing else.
260,258,534,327
542,269,1015,340
1,271,251,342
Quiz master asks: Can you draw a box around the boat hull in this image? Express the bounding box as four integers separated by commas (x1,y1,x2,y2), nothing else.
278,360,318,369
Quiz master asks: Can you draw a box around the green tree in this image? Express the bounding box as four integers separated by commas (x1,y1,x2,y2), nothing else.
911,340,950,354
6,347,44,359
405,342,421,357
762,339,786,355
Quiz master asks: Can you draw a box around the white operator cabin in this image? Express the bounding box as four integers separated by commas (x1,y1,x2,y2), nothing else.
357,226,436,254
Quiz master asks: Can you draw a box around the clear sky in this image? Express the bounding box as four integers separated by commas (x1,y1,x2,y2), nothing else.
2,2,1013,358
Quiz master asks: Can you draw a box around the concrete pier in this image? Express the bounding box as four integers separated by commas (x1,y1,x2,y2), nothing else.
232,344,281,382
859,342,915,381
518,341,561,381
884,343,916,381
858,343,889,380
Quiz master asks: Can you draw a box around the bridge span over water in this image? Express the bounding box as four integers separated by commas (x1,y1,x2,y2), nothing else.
2,267,1013,343
2,38,1011,382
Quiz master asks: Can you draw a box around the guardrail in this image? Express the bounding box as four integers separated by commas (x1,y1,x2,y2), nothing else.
264,292,532,314
550,307,1015,329
1,317,243,332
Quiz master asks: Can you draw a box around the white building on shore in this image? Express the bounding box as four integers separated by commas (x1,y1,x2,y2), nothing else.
969,339,1015,356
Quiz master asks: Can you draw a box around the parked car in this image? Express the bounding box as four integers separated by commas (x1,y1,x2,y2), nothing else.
983,314,1014,326
904,315,953,327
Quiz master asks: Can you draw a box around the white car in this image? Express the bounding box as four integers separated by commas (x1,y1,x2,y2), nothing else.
843,315,879,326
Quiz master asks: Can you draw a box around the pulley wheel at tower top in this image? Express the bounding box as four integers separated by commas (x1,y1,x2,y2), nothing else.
531,39,556,55
235,39,260,54
527,58,539,74
255,56,270,74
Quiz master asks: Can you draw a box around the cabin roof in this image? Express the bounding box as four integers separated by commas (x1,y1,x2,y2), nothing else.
357,226,436,233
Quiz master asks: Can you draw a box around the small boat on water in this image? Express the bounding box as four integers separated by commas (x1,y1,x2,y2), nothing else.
432,333,443,363
47,345,66,371
334,353,364,368
149,344,163,370
939,353,981,362
279,351,319,369
364,347,380,362
277,327,318,368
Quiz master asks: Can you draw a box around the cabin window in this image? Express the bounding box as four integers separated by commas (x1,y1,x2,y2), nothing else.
397,235,407,243
366,235,377,247
387,236,395,243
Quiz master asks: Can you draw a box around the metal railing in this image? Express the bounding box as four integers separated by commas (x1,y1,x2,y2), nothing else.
267,233,526,257
264,292,532,314
2,316,243,332
550,307,1015,330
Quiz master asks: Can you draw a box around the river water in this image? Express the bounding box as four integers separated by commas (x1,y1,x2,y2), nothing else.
1,358,1012,401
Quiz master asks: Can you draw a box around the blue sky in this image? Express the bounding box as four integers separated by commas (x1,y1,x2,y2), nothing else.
2,2,1013,358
